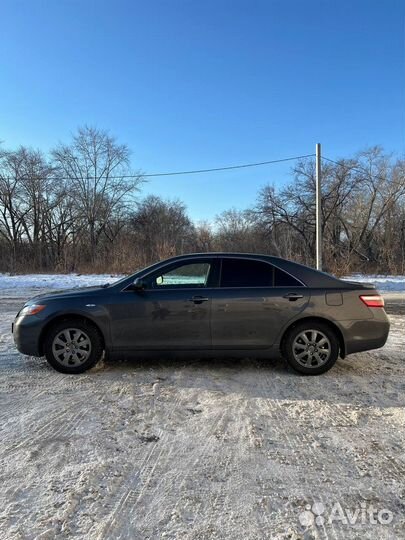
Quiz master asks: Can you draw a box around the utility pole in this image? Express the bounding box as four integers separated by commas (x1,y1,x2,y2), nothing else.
315,143,322,270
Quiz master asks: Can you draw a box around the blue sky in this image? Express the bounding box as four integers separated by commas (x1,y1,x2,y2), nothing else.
1,0,404,221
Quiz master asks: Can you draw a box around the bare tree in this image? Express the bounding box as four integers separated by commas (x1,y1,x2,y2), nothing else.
194,221,214,252
130,196,195,265
255,148,405,274
214,208,269,253
0,138,403,275
0,147,54,269
51,126,143,262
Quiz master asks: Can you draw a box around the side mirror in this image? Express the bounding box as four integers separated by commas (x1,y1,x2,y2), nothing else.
131,278,145,290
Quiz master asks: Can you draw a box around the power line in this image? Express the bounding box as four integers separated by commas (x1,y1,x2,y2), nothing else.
0,153,315,181
322,155,400,185
141,154,315,177
322,155,365,171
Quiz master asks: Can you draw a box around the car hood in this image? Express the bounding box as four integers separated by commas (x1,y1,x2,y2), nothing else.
30,285,107,302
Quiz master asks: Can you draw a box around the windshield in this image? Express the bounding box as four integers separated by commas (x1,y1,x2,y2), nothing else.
107,259,166,288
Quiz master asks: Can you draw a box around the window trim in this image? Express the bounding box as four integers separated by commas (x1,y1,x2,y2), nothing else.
121,255,306,292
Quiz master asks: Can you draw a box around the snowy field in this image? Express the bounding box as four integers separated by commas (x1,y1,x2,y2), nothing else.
343,274,405,293
0,274,404,539
0,271,404,292
0,272,123,290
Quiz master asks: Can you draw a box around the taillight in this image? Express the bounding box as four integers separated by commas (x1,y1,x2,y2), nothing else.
360,295,385,308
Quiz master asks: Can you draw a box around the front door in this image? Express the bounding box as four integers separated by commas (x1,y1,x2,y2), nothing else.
108,258,217,351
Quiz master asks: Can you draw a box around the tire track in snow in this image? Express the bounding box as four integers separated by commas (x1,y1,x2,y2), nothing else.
1,400,89,458
93,374,192,539
99,409,227,539
252,368,346,540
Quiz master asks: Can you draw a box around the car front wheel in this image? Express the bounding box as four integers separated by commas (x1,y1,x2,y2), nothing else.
282,321,339,375
43,319,104,374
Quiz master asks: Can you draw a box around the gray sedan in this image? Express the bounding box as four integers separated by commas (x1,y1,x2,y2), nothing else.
13,253,390,375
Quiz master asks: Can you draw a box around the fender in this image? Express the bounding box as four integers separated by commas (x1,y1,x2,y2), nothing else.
39,304,112,351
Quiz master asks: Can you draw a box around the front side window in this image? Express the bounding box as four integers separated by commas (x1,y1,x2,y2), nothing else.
220,258,273,287
151,262,211,288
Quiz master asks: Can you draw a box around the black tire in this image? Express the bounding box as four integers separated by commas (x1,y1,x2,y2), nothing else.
43,318,104,374
282,321,339,375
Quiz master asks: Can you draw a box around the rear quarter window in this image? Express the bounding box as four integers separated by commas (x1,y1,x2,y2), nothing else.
274,267,303,287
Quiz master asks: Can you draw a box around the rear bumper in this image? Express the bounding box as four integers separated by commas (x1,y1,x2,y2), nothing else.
339,316,390,355
13,316,43,356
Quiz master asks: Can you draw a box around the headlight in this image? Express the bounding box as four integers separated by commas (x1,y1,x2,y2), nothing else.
19,304,46,316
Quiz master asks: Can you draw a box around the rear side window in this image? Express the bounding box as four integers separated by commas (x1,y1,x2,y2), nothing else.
220,258,304,288
220,258,273,287
274,267,303,287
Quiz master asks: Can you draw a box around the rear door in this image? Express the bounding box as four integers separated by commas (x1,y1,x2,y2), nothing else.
211,257,310,349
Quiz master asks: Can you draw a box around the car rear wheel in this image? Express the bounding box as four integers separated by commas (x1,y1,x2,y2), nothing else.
43,319,104,374
282,321,339,375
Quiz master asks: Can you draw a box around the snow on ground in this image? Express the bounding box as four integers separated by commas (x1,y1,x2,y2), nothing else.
0,273,124,290
343,274,405,293
0,271,404,293
0,278,404,539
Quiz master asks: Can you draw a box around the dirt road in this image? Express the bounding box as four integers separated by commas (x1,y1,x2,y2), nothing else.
0,290,404,539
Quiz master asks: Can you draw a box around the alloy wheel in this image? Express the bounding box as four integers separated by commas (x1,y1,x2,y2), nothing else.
292,329,331,368
51,327,92,367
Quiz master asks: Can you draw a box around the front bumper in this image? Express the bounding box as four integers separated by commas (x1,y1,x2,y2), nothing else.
13,315,43,356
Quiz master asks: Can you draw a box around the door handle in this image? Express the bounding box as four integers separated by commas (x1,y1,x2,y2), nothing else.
283,292,304,301
189,295,209,304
